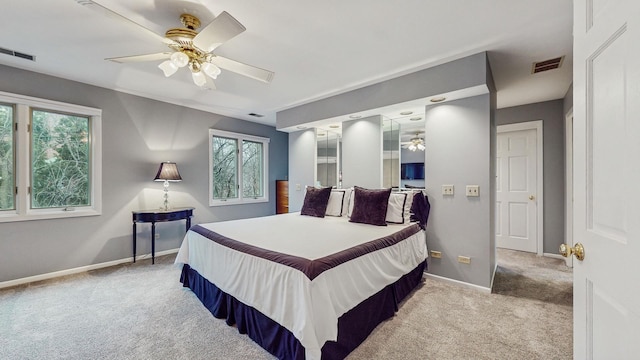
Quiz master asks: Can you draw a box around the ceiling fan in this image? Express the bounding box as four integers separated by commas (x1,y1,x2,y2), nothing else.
77,0,274,89
401,132,425,151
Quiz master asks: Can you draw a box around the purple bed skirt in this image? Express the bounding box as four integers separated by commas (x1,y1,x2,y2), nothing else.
180,260,426,360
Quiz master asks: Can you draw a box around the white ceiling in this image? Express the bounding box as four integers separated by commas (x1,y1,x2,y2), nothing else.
1,0,573,127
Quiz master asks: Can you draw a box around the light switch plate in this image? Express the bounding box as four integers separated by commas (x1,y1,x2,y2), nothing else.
466,185,480,197
442,185,454,196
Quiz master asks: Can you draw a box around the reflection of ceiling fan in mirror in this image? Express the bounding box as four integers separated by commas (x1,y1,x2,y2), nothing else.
78,0,274,89
401,132,425,151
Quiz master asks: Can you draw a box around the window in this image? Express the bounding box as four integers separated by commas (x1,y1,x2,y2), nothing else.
209,129,269,206
0,91,102,222
0,103,14,211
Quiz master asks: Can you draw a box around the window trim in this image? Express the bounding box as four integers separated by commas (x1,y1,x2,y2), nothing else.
0,91,102,222
209,129,269,207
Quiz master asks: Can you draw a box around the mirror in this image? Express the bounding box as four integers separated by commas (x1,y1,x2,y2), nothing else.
398,117,426,188
382,118,400,189
316,129,340,187
315,110,425,190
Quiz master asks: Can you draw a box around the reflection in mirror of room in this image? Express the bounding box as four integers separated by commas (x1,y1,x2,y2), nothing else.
394,115,426,189
382,118,400,189
400,148,426,188
314,113,425,191
316,129,340,187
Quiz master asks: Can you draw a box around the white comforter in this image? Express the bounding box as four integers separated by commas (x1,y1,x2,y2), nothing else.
175,213,427,360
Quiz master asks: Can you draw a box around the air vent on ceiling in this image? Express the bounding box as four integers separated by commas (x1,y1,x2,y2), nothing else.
248,113,264,118
0,47,36,62
531,56,564,74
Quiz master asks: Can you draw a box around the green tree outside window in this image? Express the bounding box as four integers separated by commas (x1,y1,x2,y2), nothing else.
31,110,90,208
0,104,14,210
212,136,238,200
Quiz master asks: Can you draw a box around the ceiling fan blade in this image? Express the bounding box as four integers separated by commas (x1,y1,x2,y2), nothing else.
106,52,171,63
77,0,176,46
193,11,246,52
210,56,274,83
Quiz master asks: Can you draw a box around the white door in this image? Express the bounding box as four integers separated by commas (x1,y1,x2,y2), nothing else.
564,113,573,268
572,1,640,358
496,123,540,254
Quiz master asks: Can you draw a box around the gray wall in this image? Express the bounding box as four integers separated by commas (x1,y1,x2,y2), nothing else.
425,94,494,288
278,52,496,288
563,84,573,116
495,100,565,254
342,116,383,189
276,52,490,129
486,60,498,287
0,64,288,283
288,129,316,211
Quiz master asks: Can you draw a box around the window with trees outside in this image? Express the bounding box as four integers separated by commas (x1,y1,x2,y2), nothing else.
209,129,269,206
0,91,102,222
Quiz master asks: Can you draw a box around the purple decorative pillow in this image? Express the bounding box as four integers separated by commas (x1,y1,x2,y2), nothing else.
300,186,332,217
349,186,392,226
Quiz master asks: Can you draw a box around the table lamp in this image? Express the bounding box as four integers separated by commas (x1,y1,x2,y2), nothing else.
154,161,182,210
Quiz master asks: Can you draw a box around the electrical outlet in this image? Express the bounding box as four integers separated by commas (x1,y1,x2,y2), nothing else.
458,256,471,264
296,184,302,191
442,185,454,196
155,233,160,240
430,250,442,259
466,185,480,197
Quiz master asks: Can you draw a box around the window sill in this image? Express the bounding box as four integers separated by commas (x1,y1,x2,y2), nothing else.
0,208,101,223
209,198,269,207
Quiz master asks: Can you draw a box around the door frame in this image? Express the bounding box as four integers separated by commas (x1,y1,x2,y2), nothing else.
497,120,544,256
564,110,573,268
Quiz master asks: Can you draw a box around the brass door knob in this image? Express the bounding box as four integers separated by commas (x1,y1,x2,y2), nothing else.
560,242,585,261
529,195,535,200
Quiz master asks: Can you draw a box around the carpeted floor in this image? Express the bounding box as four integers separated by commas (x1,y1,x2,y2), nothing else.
0,248,572,360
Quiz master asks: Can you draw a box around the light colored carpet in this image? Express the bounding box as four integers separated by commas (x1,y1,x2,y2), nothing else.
350,248,572,359
0,248,572,359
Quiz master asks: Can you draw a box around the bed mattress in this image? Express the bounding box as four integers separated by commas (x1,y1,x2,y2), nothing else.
175,212,427,359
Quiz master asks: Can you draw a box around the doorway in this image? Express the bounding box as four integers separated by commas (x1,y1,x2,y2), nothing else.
496,121,543,255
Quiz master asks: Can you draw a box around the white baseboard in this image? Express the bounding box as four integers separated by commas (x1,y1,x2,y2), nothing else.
0,248,179,290
424,272,492,293
543,252,564,260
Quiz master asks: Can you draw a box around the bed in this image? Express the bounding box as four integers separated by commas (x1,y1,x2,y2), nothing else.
175,187,430,360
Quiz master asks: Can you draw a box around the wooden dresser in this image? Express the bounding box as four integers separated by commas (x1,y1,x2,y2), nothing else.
276,180,289,214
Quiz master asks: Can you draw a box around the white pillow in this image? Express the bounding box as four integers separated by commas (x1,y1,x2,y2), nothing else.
347,187,355,217
342,188,353,217
402,190,417,222
385,192,408,223
326,190,346,216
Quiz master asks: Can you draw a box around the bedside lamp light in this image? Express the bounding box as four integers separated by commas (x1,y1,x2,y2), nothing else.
154,161,182,211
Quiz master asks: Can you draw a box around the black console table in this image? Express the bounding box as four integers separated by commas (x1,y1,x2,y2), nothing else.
132,207,194,264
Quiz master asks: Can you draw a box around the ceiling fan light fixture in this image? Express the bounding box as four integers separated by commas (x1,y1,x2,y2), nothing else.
170,51,189,68
404,132,425,152
102,9,274,90
158,60,179,77
202,61,222,79
191,70,207,87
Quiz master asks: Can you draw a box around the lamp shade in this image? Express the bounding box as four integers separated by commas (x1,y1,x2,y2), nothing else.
154,162,182,182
